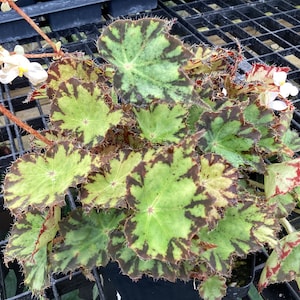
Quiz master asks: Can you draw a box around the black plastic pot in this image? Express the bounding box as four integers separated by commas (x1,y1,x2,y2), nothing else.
99,255,255,300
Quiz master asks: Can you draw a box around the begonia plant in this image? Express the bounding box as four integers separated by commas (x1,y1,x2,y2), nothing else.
1,1,300,300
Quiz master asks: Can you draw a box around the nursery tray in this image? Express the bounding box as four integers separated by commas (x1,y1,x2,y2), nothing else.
0,0,300,299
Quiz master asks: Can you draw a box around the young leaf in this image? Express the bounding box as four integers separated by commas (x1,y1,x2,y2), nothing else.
199,154,238,225
4,211,50,295
51,208,125,273
32,206,61,257
81,150,143,209
243,101,281,154
197,106,262,170
265,157,300,199
198,275,227,300
4,142,92,215
125,136,212,263
199,153,238,207
258,231,300,291
109,230,192,282
133,102,188,143
197,200,278,275
47,57,107,99
51,78,124,147
97,18,194,104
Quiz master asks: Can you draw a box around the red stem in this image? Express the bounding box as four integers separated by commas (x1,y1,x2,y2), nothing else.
7,1,63,56
0,104,53,147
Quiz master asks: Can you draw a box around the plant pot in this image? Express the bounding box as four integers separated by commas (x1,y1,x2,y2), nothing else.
99,255,255,300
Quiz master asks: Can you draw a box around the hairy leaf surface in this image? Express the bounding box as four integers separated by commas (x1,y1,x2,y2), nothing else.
4,211,50,295
4,143,92,215
97,18,194,103
109,230,192,282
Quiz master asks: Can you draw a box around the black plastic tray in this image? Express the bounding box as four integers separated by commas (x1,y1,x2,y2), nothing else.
0,1,300,299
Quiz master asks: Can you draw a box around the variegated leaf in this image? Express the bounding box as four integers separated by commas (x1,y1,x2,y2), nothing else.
4,143,92,215
97,18,194,104
125,136,211,263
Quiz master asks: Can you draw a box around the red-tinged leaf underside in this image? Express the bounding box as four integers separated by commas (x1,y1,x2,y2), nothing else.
97,18,194,104
50,78,124,147
109,230,192,282
46,56,107,99
198,275,227,300
125,137,212,263
197,201,278,275
246,63,289,84
258,231,300,291
4,211,50,295
185,45,234,75
4,143,92,215
265,157,300,199
51,208,125,273
197,106,262,170
81,150,144,209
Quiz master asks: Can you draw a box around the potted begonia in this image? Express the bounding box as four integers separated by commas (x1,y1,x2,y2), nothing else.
0,1,300,299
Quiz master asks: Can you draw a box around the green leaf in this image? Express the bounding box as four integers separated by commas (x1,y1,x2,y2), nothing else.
198,275,227,300
47,57,107,99
265,157,300,199
23,247,48,296
4,211,50,295
97,18,194,104
199,153,238,207
243,101,280,154
51,208,125,273
109,230,192,282
50,78,124,146
268,187,299,218
4,143,92,215
4,270,17,298
125,136,211,263
197,106,262,170
258,231,300,291
133,102,188,143
197,200,278,274
282,129,300,153
81,150,145,209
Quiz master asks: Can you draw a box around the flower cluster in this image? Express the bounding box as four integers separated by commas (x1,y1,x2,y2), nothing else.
0,45,48,85
246,63,299,111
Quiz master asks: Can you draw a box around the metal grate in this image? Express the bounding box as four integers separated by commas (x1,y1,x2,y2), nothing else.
0,1,300,299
